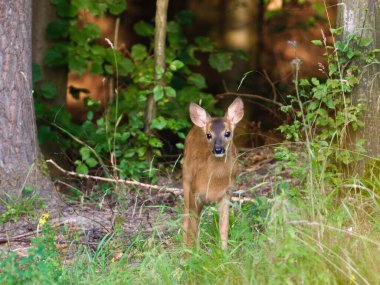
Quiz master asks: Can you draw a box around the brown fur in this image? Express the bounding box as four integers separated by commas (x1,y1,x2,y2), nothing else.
182,98,244,249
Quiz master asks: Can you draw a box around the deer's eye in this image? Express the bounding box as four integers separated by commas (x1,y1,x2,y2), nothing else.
224,131,231,138
206,133,212,140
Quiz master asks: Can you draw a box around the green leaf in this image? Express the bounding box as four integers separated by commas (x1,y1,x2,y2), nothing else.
68,56,88,74
134,21,154,37
91,45,106,56
164,86,176,98
131,44,148,61
71,0,106,15
71,24,101,44
208,51,233,72
176,143,184,150
187,73,206,89
177,132,186,139
90,59,104,74
151,116,167,130
153,86,164,101
307,101,319,111
44,44,67,66
46,20,69,40
169,60,185,71
194,37,214,52
79,147,91,160
118,58,135,76
51,0,77,17
40,83,57,100
233,50,248,61
148,137,163,148
311,40,322,46
175,10,195,27
311,77,320,86
85,157,98,168
87,111,94,121
347,49,355,59
155,66,165,80
359,37,372,47
75,162,89,175
107,0,127,15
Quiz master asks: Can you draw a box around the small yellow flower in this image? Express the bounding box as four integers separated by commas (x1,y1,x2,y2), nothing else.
39,212,50,225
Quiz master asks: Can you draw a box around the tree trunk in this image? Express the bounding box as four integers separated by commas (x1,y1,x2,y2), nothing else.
337,0,380,172
221,0,262,92
144,0,169,162
0,0,56,204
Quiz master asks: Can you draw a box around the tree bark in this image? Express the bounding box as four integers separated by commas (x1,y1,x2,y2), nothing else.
0,0,56,204
144,0,169,162
221,0,262,92
337,0,380,171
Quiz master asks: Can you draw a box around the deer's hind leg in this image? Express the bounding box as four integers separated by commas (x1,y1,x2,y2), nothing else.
218,195,230,249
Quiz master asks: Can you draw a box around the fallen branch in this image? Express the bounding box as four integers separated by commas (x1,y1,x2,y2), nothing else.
47,159,183,195
47,159,255,203
1,237,101,246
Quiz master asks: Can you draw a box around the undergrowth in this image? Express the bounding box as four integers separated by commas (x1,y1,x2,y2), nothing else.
2,177,379,285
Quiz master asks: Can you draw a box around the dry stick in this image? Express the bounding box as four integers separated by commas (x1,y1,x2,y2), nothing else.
262,69,279,103
216,92,283,107
47,159,182,195
0,238,100,246
46,159,253,202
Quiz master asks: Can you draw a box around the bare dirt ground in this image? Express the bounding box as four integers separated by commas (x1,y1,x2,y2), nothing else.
0,146,296,257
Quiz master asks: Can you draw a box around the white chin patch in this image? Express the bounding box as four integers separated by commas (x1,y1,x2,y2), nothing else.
214,153,225,158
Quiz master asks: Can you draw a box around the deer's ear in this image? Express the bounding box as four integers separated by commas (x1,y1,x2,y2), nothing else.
226,97,244,125
189,103,210,128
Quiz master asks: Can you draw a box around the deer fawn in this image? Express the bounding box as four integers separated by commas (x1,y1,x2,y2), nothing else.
182,98,244,249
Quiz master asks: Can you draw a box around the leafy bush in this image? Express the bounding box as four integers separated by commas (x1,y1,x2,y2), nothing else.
35,1,242,181
279,29,379,171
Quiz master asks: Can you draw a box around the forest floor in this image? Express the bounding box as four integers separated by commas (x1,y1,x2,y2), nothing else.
0,146,296,259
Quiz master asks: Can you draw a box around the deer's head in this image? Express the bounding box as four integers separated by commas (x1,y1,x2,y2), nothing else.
189,98,244,157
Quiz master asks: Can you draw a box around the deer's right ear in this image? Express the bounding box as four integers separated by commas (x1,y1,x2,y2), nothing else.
189,103,210,128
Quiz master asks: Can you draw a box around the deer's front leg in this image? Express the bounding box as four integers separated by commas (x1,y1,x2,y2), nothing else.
183,187,203,247
218,195,230,249
182,181,190,245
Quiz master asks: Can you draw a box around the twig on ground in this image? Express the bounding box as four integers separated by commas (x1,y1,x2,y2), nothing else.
47,159,183,195
47,159,255,202
2,238,101,246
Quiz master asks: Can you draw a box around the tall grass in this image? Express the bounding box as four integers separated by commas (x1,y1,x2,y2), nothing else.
50,166,380,285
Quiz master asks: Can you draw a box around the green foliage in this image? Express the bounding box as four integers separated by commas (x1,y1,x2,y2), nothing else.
278,31,379,170
0,187,42,224
36,3,238,181
0,223,62,284
33,64,79,149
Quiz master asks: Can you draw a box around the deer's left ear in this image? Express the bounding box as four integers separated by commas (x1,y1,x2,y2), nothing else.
226,97,244,126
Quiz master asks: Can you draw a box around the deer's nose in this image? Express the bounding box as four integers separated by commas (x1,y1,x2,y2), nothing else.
213,146,225,155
